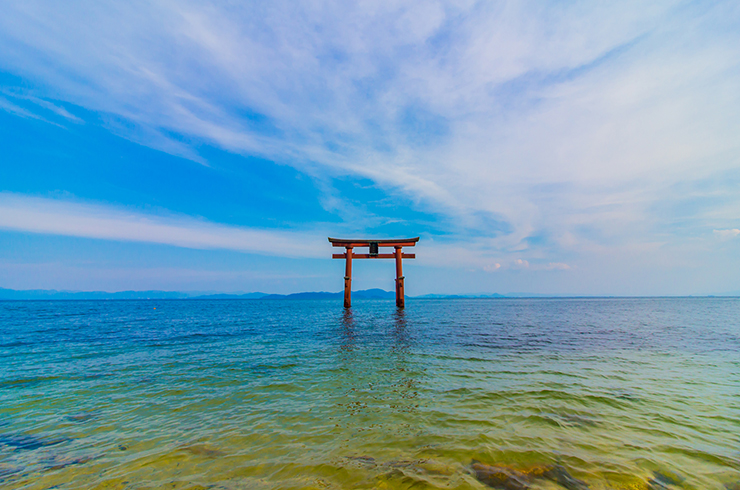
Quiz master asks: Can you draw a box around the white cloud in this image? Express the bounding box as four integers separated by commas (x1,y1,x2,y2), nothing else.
0,193,324,258
714,228,740,239
544,262,571,271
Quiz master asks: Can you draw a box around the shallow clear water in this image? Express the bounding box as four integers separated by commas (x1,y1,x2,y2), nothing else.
0,298,738,489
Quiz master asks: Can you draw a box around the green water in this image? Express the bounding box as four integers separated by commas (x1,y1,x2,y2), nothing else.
1,298,738,489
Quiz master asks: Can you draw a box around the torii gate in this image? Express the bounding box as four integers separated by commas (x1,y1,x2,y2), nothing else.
329,237,419,308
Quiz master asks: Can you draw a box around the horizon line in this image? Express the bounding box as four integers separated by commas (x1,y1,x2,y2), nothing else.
1,287,738,300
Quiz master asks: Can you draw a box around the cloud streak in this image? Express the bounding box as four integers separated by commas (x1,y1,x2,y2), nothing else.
714,228,740,239
0,193,324,258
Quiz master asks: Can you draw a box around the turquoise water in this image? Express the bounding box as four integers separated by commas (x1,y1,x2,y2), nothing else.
0,298,738,489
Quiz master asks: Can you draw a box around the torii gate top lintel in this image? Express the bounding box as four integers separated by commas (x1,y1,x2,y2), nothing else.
328,237,419,308
328,237,419,247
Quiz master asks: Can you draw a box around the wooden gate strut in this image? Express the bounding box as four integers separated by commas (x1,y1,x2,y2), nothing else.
329,237,419,308
344,246,353,308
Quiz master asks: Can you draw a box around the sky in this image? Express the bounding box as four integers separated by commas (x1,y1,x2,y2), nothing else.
0,0,739,296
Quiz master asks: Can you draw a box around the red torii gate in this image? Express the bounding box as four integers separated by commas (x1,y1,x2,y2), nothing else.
329,237,419,308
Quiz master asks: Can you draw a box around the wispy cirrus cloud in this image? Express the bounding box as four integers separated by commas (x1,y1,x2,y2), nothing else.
0,88,83,122
0,95,65,127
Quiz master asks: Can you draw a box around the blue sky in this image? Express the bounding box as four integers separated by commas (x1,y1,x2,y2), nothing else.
1,0,739,295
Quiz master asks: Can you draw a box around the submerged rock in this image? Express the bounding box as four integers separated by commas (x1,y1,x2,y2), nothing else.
647,470,683,489
542,465,590,490
346,455,376,466
470,460,532,490
0,433,67,450
346,455,454,478
386,459,416,468
416,460,455,476
45,455,96,471
471,460,591,490
66,413,95,422
181,444,225,457
378,467,441,489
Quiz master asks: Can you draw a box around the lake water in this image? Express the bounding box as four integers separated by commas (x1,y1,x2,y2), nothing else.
0,298,738,489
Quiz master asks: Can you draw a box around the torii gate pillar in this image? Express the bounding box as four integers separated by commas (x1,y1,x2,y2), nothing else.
329,237,419,308
395,246,404,308
344,246,353,308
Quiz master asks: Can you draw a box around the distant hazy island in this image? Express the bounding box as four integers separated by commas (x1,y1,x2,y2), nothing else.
1,287,736,300
0,287,573,301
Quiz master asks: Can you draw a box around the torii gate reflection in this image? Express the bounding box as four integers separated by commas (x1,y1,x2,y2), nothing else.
329,237,419,308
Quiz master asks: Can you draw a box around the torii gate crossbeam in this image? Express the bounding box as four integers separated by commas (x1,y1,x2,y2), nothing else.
329,237,419,308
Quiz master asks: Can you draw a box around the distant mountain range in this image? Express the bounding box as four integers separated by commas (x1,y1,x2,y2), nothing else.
0,288,194,300
0,287,532,300
0,287,397,300
195,288,396,300
1,287,737,300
